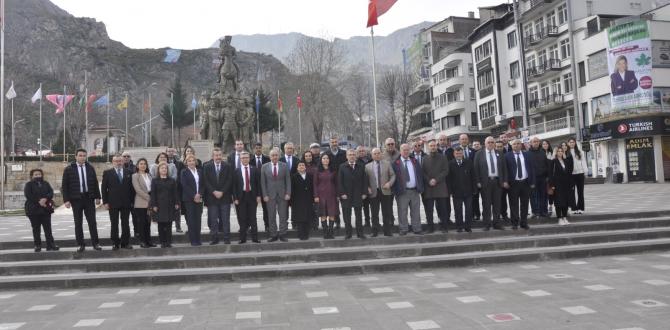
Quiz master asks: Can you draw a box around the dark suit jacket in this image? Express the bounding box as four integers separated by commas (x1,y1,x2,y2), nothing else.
227,151,244,168
203,161,233,205
391,157,425,195
324,148,347,170
338,162,368,207
62,162,101,202
410,151,427,166
473,148,508,188
233,166,261,201
180,167,204,202
280,155,300,174
447,159,477,198
250,154,270,168
611,70,638,96
101,168,134,208
505,151,536,186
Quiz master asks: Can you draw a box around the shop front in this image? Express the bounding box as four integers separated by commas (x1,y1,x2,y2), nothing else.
587,116,670,183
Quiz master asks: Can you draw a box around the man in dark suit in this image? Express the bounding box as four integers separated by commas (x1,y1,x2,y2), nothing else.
448,147,478,233
338,149,368,239
203,147,234,244
101,154,135,250
62,148,102,252
474,137,509,231
392,144,425,235
280,142,299,175
233,151,262,244
457,134,479,221
121,151,139,238
227,139,246,169
251,142,270,233
528,137,549,218
496,141,511,223
505,139,535,230
356,146,372,228
437,134,452,159
324,137,347,169
421,139,449,233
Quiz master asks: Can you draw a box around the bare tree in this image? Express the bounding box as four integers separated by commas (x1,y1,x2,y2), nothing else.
343,64,370,145
286,36,344,142
378,69,399,143
397,70,417,144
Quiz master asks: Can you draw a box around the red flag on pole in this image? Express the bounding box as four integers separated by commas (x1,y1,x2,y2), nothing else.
367,0,398,28
296,90,302,111
277,91,283,113
85,94,97,113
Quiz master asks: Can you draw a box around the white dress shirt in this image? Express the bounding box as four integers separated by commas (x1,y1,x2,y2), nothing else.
514,152,528,181
486,149,498,178
401,157,417,189
189,168,199,192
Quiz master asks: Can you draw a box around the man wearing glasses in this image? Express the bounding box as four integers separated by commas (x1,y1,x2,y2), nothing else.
383,138,400,162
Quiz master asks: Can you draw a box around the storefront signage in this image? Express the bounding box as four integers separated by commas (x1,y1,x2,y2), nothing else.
589,116,669,141
625,137,656,182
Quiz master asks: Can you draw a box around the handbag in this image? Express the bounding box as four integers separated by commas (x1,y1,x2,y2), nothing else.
45,199,55,214
546,183,554,196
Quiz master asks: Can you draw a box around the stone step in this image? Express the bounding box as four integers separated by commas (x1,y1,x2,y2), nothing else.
2,210,668,250
3,217,670,262
1,226,669,276
1,237,669,290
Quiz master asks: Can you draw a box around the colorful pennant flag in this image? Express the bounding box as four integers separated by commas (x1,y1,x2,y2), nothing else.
117,95,128,111
5,81,16,100
367,0,398,28
85,94,97,112
296,90,303,111
255,90,260,113
191,96,197,109
31,86,42,104
143,98,151,112
93,94,109,106
46,94,75,114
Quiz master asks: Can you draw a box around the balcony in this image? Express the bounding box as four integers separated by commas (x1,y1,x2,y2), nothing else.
523,0,555,15
410,90,432,116
523,25,560,50
414,77,431,92
445,100,466,114
408,113,433,137
529,94,566,115
478,85,494,99
526,58,563,81
481,116,497,129
527,116,576,138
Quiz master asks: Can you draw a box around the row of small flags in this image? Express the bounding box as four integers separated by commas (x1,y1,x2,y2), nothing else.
5,82,303,115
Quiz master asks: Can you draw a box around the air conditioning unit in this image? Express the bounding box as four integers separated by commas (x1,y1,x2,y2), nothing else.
508,80,517,88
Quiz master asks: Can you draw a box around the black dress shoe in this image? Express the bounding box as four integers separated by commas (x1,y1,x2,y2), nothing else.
140,243,150,248
279,236,288,242
46,246,60,251
357,235,367,239
112,245,120,251
268,237,278,242
465,228,472,233
209,241,219,245
148,243,157,247
252,239,261,243
482,226,491,231
160,244,167,248
399,232,407,236
512,225,518,230
223,239,231,245
238,240,247,244
414,231,424,235
371,232,378,238
521,223,530,230
93,244,102,251
344,235,352,240
493,225,505,231
34,246,41,252
77,245,85,252
166,244,173,248
121,245,133,250
457,228,463,233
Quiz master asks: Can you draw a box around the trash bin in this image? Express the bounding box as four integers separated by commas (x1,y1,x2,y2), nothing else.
615,173,624,183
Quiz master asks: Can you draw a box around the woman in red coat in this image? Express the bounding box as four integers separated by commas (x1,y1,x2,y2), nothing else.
313,153,338,239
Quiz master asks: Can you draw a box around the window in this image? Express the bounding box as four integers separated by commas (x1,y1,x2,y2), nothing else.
546,10,557,27
578,61,586,87
510,61,520,79
529,86,539,101
471,112,478,127
523,24,533,43
549,44,559,60
446,67,459,80
540,83,550,99
476,70,494,90
558,4,568,25
446,115,461,128
588,50,608,80
534,17,545,37
468,63,474,76
474,40,492,62
551,78,562,95
538,49,548,66
513,94,522,111
526,55,536,70
488,100,497,115
479,102,496,119
507,30,517,49
447,90,460,103
470,88,476,100
560,39,570,59
563,73,573,94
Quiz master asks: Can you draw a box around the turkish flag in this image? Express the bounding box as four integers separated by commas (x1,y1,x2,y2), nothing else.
367,0,398,28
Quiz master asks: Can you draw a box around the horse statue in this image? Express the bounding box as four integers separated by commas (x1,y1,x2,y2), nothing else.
217,36,241,92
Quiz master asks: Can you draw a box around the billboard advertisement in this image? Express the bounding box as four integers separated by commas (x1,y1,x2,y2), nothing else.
607,20,653,111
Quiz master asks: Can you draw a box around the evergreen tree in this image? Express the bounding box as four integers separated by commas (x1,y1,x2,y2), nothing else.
160,77,195,147
254,87,282,137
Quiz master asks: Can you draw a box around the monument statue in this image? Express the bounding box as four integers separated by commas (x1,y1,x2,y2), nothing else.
199,35,255,150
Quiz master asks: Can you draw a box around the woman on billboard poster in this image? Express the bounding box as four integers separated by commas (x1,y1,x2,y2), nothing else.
610,55,639,96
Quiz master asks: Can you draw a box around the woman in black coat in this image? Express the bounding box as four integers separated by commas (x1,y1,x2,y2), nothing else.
24,169,58,252
549,146,574,226
150,162,181,248
291,161,315,240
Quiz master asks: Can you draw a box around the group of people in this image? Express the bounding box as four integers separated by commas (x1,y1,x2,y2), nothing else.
23,134,588,252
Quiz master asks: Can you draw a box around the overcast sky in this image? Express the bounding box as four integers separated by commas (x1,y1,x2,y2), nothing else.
50,0,505,49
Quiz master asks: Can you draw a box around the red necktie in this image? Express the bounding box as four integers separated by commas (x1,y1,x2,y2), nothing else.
245,167,250,192
273,164,277,179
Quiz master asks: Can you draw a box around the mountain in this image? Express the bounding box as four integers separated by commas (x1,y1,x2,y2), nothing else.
214,22,435,67
3,0,293,151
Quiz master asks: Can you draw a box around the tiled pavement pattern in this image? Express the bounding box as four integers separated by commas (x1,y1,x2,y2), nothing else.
1,183,668,243
0,252,669,329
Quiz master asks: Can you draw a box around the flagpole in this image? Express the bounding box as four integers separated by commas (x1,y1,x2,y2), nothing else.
170,92,175,148
277,90,281,146
370,26,380,148
256,90,260,143
84,71,88,161
39,83,42,163
141,94,145,147
106,89,110,163
10,81,13,160
63,85,67,162
124,92,128,149
0,0,5,209
149,92,152,147
192,92,196,140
